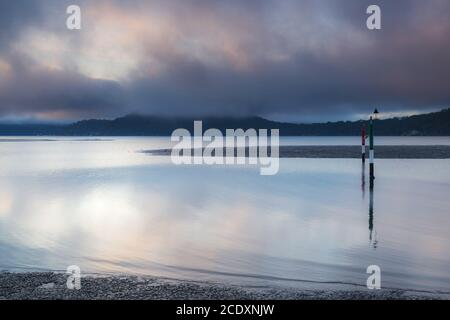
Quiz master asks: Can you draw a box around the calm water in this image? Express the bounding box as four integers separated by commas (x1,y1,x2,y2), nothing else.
1,136,450,292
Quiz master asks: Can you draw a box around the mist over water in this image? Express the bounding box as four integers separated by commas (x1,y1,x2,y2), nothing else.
0,137,450,292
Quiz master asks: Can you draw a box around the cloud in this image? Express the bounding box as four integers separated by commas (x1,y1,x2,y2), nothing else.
0,0,44,51
0,52,126,120
1,0,450,122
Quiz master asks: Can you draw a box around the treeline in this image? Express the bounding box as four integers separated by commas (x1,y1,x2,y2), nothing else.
0,108,449,136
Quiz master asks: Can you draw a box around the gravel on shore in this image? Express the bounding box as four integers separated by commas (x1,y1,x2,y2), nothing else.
1,272,448,300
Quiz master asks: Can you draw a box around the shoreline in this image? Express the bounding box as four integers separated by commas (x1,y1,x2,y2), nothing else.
1,272,449,300
143,145,450,159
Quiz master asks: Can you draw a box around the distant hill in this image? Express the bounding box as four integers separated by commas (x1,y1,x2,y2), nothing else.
1,108,450,136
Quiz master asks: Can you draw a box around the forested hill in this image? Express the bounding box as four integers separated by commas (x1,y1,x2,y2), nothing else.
0,108,449,136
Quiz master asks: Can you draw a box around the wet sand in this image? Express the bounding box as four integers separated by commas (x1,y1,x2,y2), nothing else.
1,272,449,300
143,145,450,159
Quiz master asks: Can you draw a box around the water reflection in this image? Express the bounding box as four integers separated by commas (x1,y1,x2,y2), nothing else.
1,139,450,292
369,186,378,249
362,161,378,249
361,162,365,198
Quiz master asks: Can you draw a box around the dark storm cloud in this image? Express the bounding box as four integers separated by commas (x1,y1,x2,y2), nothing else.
0,0,128,119
1,0,450,121
121,0,450,120
0,52,126,119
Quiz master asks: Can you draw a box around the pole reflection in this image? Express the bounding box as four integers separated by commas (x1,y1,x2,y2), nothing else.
362,160,377,249
369,185,378,249
361,162,366,199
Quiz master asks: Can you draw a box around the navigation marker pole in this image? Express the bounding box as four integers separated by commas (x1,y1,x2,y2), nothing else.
369,116,374,188
369,109,379,189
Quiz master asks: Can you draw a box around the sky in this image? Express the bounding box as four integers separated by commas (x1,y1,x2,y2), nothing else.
0,0,450,123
